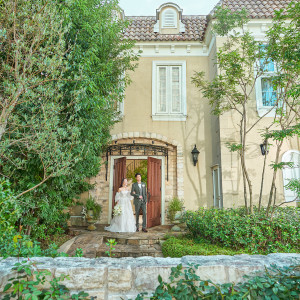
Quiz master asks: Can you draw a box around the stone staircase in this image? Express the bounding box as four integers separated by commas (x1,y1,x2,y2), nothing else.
60,225,172,258
96,234,164,258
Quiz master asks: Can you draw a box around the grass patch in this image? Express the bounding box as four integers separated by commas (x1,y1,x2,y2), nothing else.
162,235,251,257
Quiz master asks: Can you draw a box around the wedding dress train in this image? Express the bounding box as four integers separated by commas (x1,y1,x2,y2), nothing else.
105,190,136,233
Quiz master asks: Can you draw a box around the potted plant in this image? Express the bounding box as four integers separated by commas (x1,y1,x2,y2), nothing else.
167,197,184,223
82,197,102,231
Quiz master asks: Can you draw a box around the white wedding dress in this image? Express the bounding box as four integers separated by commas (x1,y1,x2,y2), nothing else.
105,190,136,233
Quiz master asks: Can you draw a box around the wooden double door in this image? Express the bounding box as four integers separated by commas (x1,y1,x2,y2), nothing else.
112,157,161,228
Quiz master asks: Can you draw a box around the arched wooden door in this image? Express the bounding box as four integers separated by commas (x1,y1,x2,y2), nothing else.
112,157,126,212
147,157,161,228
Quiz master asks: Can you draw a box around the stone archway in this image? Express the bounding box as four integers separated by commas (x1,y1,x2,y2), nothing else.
85,132,184,225
111,132,184,199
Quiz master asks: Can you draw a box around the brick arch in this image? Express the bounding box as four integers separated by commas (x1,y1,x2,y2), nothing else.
111,132,184,198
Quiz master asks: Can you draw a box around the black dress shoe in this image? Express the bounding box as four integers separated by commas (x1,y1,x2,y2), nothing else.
136,228,139,232
142,228,148,233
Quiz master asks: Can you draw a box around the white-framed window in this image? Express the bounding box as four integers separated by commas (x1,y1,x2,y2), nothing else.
152,61,186,121
282,150,300,202
255,45,278,117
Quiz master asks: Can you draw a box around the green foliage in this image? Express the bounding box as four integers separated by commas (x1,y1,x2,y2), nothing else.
167,197,184,222
0,179,20,236
270,161,294,171
184,207,300,254
127,160,148,183
264,124,300,142
162,236,249,257
225,142,243,153
2,260,89,299
266,1,300,115
135,263,300,299
75,248,84,257
285,179,300,200
0,0,138,240
105,238,117,257
85,197,102,220
212,6,248,36
0,233,68,259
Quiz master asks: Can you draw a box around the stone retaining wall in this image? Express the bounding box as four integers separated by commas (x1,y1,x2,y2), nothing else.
0,254,299,299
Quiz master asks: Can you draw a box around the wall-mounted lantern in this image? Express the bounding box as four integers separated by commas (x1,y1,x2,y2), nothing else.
191,145,200,166
260,140,268,156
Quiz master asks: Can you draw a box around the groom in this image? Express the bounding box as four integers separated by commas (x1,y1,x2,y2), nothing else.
131,173,148,232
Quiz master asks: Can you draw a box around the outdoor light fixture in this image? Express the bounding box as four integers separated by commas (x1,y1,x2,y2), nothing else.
191,145,200,166
260,140,268,156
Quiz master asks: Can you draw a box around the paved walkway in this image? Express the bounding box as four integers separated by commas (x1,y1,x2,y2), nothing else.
59,224,174,258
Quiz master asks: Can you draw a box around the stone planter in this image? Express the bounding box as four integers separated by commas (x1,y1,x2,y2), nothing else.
86,210,97,231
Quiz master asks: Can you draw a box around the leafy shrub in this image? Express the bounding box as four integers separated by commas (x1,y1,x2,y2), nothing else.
135,263,300,299
162,236,249,257
0,233,82,258
85,196,102,219
167,197,184,222
2,260,89,299
184,207,300,254
0,179,20,235
0,233,68,258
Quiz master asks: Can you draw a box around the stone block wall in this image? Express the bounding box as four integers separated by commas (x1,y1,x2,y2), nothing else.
0,254,299,300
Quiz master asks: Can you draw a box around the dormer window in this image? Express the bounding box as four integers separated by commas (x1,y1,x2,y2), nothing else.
162,9,176,28
153,3,185,34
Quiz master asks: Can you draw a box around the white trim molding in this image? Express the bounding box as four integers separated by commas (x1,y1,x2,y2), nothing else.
134,39,215,57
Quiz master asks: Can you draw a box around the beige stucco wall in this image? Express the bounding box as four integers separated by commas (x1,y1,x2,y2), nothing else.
111,55,214,211
214,36,299,208
80,29,298,224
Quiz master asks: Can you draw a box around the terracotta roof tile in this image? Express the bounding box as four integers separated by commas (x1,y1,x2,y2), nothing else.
124,0,293,42
217,0,292,19
124,16,207,42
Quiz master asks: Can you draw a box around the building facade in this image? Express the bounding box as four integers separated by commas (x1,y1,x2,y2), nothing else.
85,0,299,226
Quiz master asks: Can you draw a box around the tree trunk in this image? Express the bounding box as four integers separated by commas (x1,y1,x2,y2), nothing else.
242,104,253,213
267,141,283,213
258,141,268,211
242,169,248,212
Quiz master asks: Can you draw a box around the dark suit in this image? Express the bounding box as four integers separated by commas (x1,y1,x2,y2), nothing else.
131,182,147,229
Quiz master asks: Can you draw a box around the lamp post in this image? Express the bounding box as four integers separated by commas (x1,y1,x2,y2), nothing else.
191,145,200,166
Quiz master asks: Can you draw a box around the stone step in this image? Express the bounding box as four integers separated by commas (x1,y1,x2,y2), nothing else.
96,243,164,258
102,235,161,246
64,225,173,258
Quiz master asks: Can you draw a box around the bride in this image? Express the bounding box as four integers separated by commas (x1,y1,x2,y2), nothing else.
105,178,136,233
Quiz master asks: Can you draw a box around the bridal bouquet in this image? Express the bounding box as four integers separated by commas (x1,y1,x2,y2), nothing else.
113,204,122,217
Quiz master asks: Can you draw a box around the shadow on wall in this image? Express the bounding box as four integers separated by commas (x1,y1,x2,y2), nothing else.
181,93,204,207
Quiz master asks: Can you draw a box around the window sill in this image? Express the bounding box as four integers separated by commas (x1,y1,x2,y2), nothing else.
152,114,187,121
257,107,277,118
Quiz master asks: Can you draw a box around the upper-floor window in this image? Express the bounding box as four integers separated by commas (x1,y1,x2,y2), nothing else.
256,45,278,116
282,150,300,202
162,9,177,28
152,61,186,121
